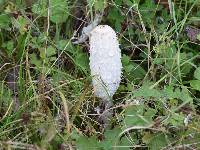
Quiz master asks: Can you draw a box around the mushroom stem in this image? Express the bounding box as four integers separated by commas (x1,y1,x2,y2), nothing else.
99,99,114,128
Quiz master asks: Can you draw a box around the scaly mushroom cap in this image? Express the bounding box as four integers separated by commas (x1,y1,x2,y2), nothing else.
89,25,122,101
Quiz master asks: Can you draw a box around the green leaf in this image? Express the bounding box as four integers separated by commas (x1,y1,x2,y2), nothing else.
0,14,11,29
2,40,14,56
163,86,192,102
122,54,130,65
179,87,193,102
123,105,153,127
134,83,161,98
122,54,146,83
16,34,27,62
32,0,69,24
169,112,184,126
139,0,157,25
0,0,5,5
143,133,169,150
76,136,100,150
115,0,122,5
30,53,42,68
39,48,45,59
190,80,200,91
101,127,136,150
124,0,140,6
57,40,74,53
181,61,193,77
101,127,122,150
124,64,134,72
50,0,69,23
117,136,133,150
39,46,56,60
87,0,93,12
163,86,177,99
144,108,157,122
153,58,163,65
0,83,13,106
75,52,89,73
140,0,157,11
46,46,56,57
12,16,29,34
197,34,200,41
107,7,124,31
194,67,200,80
94,0,106,11
32,0,48,16
49,56,56,61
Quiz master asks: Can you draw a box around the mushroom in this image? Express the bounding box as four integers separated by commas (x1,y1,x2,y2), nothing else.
73,24,122,127
89,25,122,126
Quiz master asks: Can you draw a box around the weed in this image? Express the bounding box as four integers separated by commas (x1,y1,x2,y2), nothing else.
0,0,200,149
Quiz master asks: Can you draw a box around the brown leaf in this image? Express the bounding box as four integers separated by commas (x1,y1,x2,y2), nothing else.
154,0,170,10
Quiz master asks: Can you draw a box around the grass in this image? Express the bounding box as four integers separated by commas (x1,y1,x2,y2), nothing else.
0,0,200,149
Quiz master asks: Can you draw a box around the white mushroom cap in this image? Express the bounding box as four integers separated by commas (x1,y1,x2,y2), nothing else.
89,25,122,101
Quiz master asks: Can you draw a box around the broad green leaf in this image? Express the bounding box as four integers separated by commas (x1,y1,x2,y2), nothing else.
49,56,56,61
76,136,100,150
144,108,157,122
117,136,133,150
190,80,200,91
168,112,184,126
32,0,47,16
194,67,200,80
107,7,124,31
94,0,106,11
134,83,161,98
163,86,192,102
101,127,137,150
12,16,29,34
101,127,122,150
50,0,69,23
32,0,69,24
126,62,146,82
139,0,158,11
179,87,193,102
57,40,74,53
139,0,158,26
46,46,56,57
122,54,146,83
39,46,56,59
181,62,193,77
143,133,169,150
0,0,5,5
123,105,152,127
124,64,134,73
87,0,94,10
197,34,200,41
0,14,11,29
122,54,130,65
39,48,45,59
124,0,140,6
75,52,89,73
16,34,27,62
153,58,164,65
87,0,106,11
2,40,14,56
115,0,122,5
30,53,42,68
163,86,177,99
0,83,13,106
